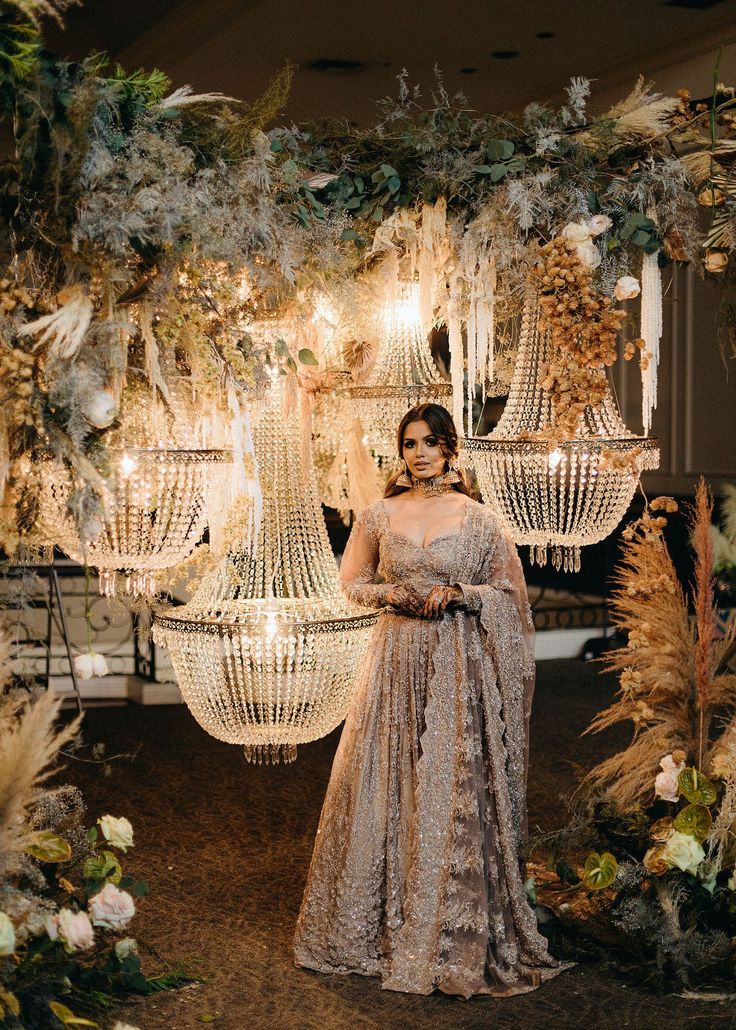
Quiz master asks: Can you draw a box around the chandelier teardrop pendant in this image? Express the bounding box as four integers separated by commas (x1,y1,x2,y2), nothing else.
153,372,377,764
466,288,659,572
347,279,452,457
38,377,233,596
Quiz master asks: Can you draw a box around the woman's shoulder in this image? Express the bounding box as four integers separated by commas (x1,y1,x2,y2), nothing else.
355,499,388,533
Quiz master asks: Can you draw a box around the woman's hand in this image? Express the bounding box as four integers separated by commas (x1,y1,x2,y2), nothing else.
423,585,463,619
385,584,425,615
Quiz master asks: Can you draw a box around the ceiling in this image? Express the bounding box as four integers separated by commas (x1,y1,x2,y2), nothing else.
43,0,736,124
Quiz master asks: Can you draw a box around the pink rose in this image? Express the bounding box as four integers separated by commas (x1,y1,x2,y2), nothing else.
46,909,95,951
588,214,612,236
654,753,685,802
88,883,135,930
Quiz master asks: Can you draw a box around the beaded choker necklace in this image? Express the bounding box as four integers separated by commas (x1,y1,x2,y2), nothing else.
408,471,459,495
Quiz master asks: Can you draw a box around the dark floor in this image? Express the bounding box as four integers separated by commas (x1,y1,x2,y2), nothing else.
56,660,736,1030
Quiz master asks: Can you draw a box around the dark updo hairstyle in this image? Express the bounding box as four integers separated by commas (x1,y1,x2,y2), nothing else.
384,403,473,498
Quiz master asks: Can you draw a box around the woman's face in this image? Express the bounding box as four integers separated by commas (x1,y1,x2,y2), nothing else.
401,419,447,480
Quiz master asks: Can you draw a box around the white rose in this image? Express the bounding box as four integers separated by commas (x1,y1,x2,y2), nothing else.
614,275,641,301
98,815,134,852
560,220,592,245
88,883,135,930
0,912,16,956
57,909,94,951
114,937,138,961
82,389,117,429
587,214,612,236
661,830,705,875
654,753,685,802
575,241,602,270
73,652,109,680
113,1023,142,1030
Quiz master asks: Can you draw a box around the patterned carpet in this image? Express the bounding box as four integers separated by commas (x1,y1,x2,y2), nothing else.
57,659,736,1030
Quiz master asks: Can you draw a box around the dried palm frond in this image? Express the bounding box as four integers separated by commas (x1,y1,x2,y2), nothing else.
343,336,377,380
0,691,81,878
702,210,735,251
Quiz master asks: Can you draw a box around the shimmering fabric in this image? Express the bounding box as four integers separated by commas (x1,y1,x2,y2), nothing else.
293,498,574,999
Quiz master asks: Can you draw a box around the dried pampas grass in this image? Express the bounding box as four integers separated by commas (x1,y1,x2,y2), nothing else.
581,479,736,809
0,689,81,878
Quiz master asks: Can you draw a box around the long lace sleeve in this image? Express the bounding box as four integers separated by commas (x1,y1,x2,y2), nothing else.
339,506,392,609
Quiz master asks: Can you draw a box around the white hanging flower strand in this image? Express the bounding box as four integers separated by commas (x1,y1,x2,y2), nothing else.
640,207,663,436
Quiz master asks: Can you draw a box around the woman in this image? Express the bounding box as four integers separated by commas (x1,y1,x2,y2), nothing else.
293,403,573,998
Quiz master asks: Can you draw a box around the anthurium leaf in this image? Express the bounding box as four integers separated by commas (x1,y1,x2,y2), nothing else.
679,768,717,806
582,851,618,891
26,831,72,863
673,803,713,842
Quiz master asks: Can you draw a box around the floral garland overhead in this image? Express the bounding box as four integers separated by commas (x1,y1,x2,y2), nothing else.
0,0,735,545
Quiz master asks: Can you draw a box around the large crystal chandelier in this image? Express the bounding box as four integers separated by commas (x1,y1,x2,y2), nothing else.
153,372,377,764
348,280,452,456
466,289,659,573
39,378,233,596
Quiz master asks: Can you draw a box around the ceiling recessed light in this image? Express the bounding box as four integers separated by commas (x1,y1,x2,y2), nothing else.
490,50,520,59
536,31,555,39
460,66,478,74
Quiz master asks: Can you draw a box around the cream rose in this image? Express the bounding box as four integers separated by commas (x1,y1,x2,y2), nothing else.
73,652,109,680
82,389,117,429
614,275,641,301
113,1023,142,1030
560,220,592,245
661,830,705,875
88,883,135,930
98,815,134,852
57,909,94,951
575,240,602,270
0,912,16,956
654,753,686,802
588,214,613,236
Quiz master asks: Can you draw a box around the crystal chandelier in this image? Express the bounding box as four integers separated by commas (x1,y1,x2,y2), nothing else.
39,378,233,596
466,289,659,573
153,372,377,764
348,280,452,456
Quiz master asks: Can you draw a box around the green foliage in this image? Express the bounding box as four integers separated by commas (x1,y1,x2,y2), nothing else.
678,767,718,806
107,63,171,111
673,802,712,842
581,850,618,890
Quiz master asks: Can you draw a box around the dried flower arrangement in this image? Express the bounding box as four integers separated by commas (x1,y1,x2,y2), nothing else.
0,668,194,1027
528,480,736,985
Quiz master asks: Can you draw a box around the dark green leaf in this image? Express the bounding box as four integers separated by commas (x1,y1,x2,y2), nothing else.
269,139,284,152
370,169,385,183
371,205,384,222
274,338,289,358
340,228,359,241
486,139,515,161
281,158,297,177
475,164,493,174
587,191,601,214
298,348,319,366
631,229,652,247
387,175,401,193
354,176,364,193
489,164,508,182
380,163,398,177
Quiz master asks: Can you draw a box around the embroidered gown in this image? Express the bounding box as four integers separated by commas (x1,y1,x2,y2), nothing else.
293,497,573,999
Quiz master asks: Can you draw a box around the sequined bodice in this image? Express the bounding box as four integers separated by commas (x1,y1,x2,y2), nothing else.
378,527,462,592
